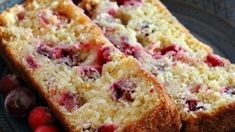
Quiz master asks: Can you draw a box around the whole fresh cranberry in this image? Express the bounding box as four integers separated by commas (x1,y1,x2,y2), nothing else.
34,125,60,132
0,74,20,96
28,106,54,130
5,87,36,117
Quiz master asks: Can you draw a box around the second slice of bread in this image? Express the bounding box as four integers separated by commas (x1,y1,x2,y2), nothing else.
80,0,235,131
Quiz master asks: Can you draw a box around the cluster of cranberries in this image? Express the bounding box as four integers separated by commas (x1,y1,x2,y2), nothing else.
0,74,60,132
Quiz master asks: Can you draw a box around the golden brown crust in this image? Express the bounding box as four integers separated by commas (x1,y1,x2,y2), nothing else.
121,63,181,132
182,102,235,132
123,83,181,132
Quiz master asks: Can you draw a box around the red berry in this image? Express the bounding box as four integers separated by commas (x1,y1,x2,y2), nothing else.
186,99,198,111
38,12,49,25
0,74,20,96
34,125,59,132
5,87,36,117
37,45,62,59
79,66,100,80
117,37,142,59
57,91,81,112
26,56,39,69
160,44,181,55
206,54,225,67
95,46,112,68
17,12,25,20
111,79,136,102
28,106,54,130
107,8,117,16
116,0,142,5
97,124,116,132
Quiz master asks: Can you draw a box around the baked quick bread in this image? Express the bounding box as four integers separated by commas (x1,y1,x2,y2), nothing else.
79,0,235,131
0,0,181,131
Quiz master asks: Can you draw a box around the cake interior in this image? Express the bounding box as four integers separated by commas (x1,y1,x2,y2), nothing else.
80,0,235,119
0,0,163,131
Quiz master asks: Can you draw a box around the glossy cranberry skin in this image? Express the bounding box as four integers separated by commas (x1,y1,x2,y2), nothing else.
97,124,116,132
206,54,225,67
28,106,54,130
4,87,36,117
34,125,59,132
0,74,20,96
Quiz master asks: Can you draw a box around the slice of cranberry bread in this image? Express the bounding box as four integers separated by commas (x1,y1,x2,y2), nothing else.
0,0,181,131
80,0,235,131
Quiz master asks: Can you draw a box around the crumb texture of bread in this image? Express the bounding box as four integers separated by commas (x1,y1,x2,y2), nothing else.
0,0,181,131
79,0,235,131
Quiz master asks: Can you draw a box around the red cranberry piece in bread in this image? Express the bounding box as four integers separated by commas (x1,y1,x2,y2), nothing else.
206,54,225,67
95,46,112,68
116,0,142,6
160,44,182,55
26,56,39,69
17,12,25,20
186,99,204,111
38,12,49,25
57,90,81,111
111,79,136,102
79,66,101,80
186,99,198,111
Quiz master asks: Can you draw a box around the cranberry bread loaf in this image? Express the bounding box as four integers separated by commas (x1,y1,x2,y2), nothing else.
0,0,181,131
80,0,235,131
